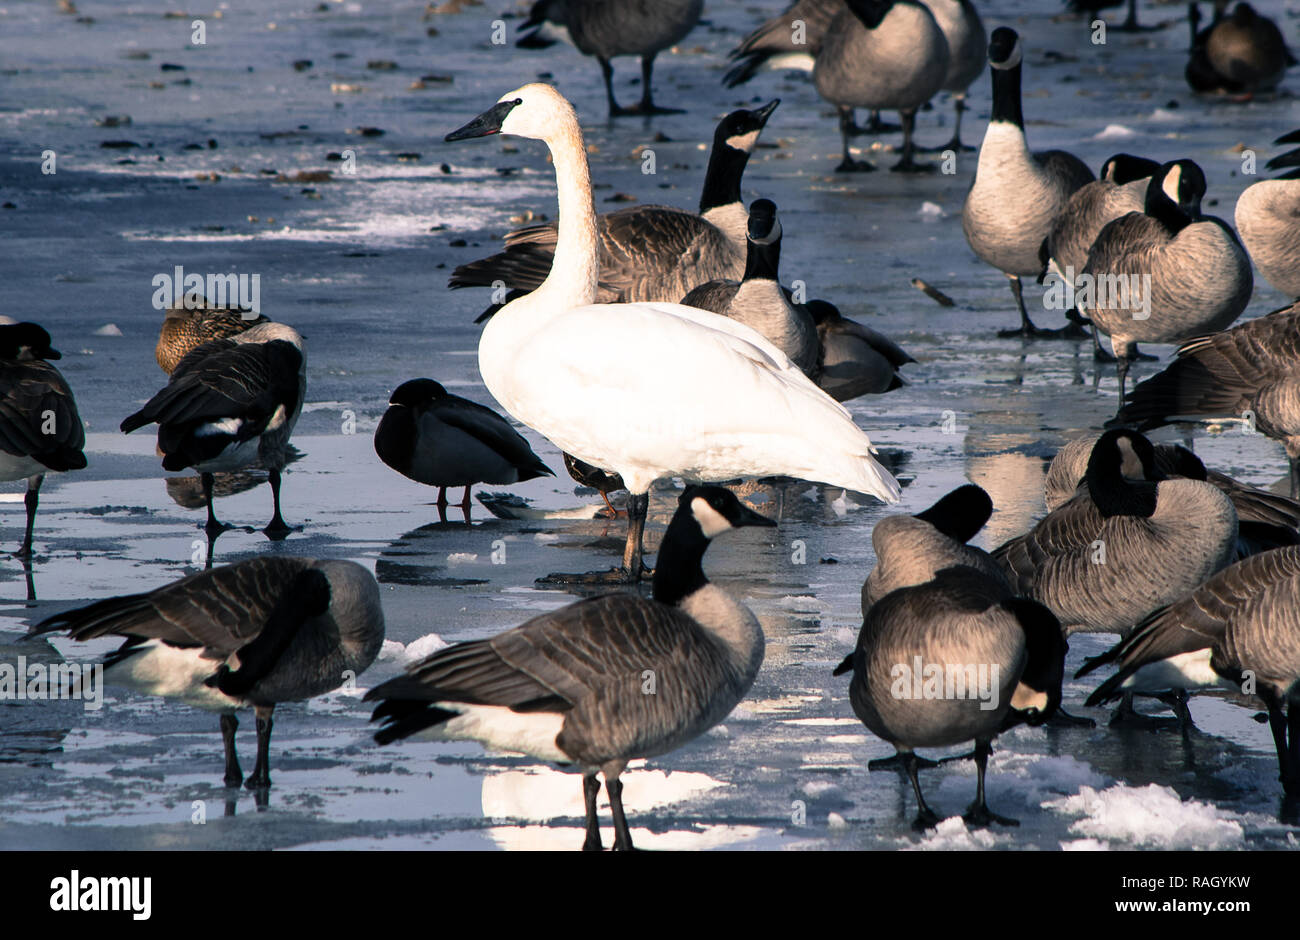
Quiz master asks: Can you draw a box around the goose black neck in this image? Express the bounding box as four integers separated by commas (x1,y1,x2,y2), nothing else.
990,63,1024,129
1145,180,1194,234
699,141,749,215
1086,455,1158,518
743,234,781,282
652,514,710,606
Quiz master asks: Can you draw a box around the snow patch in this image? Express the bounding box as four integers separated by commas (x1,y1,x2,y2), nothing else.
1044,783,1244,850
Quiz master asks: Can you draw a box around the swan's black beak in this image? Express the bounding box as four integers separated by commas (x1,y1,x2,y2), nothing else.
445,99,522,142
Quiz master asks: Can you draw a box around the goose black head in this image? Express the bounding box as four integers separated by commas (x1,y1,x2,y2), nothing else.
389,378,447,407
803,300,841,326
0,322,60,361
746,198,780,244
1145,159,1206,228
1231,2,1258,24
654,486,774,605
1157,444,1209,482
516,0,566,47
1086,429,1160,518
988,27,1023,71
742,198,782,282
1003,597,1067,729
681,485,776,539
714,100,780,156
914,484,994,545
699,102,778,214
1101,153,1162,185
844,0,896,30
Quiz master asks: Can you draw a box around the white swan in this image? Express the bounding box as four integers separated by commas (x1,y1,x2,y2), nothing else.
445,84,900,582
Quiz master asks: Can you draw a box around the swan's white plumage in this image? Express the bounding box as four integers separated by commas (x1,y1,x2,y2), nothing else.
472,83,899,504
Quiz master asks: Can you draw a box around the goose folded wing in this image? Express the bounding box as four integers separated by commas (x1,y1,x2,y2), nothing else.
0,364,86,465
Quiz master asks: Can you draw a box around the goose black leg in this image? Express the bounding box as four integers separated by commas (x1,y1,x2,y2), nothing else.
459,486,472,511
15,473,43,558
264,467,292,539
836,107,875,172
582,772,603,851
901,751,941,830
220,712,242,787
999,277,1090,338
201,472,232,540
917,96,974,153
244,705,274,790
606,775,635,850
891,109,934,173
962,738,1019,827
631,53,682,115
536,491,651,585
860,110,900,134
598,56,622,118
1109,691,1179,729
1092,323,1117,362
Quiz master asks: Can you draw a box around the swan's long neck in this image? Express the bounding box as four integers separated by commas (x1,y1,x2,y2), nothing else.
538,121,599,310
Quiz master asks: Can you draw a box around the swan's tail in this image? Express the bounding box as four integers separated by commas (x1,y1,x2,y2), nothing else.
817,447,901,505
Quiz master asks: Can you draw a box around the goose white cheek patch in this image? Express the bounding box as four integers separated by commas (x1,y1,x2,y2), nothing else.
1161,165,1182,204
726,130,760,153
991,40,1023,71
1116,437,1144,479
691,498,733,538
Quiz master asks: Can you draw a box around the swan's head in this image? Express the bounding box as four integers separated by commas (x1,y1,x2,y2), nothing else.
988,27,1022,71
445,84,575,145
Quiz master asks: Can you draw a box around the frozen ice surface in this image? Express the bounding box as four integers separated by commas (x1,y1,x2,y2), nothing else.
1,0,1298,850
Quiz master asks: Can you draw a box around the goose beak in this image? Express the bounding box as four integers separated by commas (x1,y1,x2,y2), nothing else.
42,346,62,360
754,99,780,126
730,503,777,529
445,100,521,142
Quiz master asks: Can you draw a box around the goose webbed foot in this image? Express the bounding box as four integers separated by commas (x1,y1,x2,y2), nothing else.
868,752,939,771
1093,344,1118,363
836,157,876,173
911,808,941,831
263,517,298,541
1108,694,1181,730
997,322,1079,340
220,713,242,787
962,803,1020,828
1048,708,1097,728
890,156,936,174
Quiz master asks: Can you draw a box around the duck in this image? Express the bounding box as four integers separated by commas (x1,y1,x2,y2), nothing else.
1044,434,1299,559
679,198,819,376
444,84,900,583
562,453,626,518
30,556,385,789
962,27,1095,338
1081,159,1253,407
812,0,950,172
1235,129,1300,300
1040,153,1162,360
834,564,1066,828
155,298,267,374
515,0,703,117
366,485,774,850
450,101,780,313
373,379,553,514
1115,301,1300,498
994,430,1237,640
121,321,306,540
806,300,914,402
0,320,86,558
1079,544,1300,796
1186,2,1294,96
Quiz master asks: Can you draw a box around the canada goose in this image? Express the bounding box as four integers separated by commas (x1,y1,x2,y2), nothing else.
445,85,899,583
812,0,950,172
679,198,819,376
1079,545,1300,796
121,321,306,539
724,0,839,88
373,379,553,513
834,565,1066,828
1041,153,1162,360
0,321,85,557
1081,159,1253,407
515,0,703,117
917,0,986,152
1044,434,1300,559
155,299,267,374
1067,0,1150,33
1235,129,1300,300
367,485,774,850
450,101,780,312
862,483,1007,614
994,430,1238,641
962,27,1095,337
31,557,385,789
1115,302,1300,497
1185,2,1294,96
806,300,914,402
